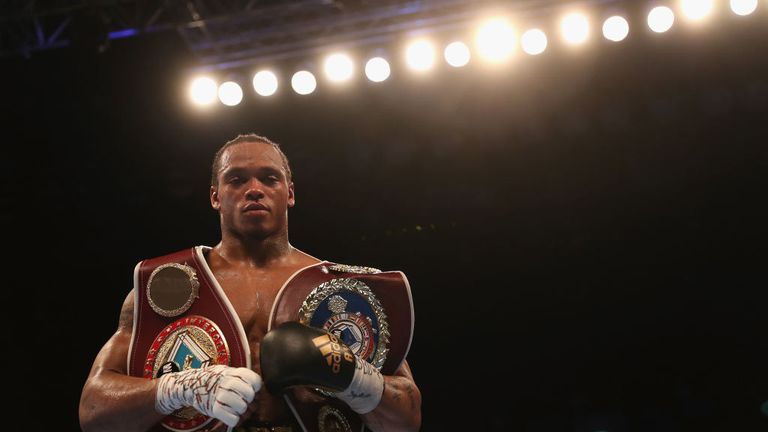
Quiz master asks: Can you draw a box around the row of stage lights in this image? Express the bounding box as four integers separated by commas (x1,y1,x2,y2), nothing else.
189,0,763,107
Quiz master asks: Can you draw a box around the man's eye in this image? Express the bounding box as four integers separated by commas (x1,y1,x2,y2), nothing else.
229,177,243,184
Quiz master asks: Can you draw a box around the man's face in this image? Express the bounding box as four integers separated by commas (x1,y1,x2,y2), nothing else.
210,141,295,238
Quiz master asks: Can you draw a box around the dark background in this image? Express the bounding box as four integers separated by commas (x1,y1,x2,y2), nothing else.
4,5,768,431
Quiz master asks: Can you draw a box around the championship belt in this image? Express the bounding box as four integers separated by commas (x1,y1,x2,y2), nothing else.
127,246,251,432
269,262,414,432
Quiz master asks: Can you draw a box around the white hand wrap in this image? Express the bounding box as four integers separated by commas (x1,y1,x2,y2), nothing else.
155,364,262,427
334,357,384,414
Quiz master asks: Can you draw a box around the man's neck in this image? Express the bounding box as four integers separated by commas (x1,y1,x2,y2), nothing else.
214,230,294,268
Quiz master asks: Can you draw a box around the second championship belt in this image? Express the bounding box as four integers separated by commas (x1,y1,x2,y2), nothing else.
127,246,251,432
269,262,415,432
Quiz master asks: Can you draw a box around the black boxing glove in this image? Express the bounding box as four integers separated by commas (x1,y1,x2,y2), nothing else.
261,321,385,414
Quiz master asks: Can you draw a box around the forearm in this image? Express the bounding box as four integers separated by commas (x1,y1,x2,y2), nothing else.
362,375,422,432
79,368,164,432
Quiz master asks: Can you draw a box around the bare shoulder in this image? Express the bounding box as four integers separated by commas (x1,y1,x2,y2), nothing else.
117,290,135,333
289,250,389,275
394,359,414,377
290,247,323,267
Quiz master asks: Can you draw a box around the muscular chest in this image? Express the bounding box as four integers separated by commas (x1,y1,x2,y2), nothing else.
213,268,292,371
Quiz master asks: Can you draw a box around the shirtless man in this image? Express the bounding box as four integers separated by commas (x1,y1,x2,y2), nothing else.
79,134,422,432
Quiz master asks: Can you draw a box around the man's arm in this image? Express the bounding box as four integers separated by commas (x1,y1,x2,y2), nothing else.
361,360,421,432
79,293,167,432
260,321,422,432
79,292,262,432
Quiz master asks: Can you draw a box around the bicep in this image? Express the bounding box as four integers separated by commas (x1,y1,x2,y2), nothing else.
79,292,164,431
87,292,134,378
383,360,420,405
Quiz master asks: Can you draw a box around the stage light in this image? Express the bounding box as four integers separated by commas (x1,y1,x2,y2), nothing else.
324,52,354,83
405,39,436,71
365,57,391,82
602,16,629,42
444,41,470,67
648,6,675,33
189,77,217,106
475,18,516,62
680,0,714,21
560,13,590,45
521,29,547,55
291,70,317,95
181,0,766,107
218,81,243,106
252,70,278,96
730,0,758,15
680,0,715,21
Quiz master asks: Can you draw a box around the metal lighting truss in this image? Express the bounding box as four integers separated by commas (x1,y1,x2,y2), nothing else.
1,1,615,70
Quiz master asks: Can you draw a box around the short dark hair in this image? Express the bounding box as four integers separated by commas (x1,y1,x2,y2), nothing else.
210,133,292,186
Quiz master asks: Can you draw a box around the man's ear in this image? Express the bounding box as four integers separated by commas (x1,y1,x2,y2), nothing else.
287,182,296,208
210,186,221,210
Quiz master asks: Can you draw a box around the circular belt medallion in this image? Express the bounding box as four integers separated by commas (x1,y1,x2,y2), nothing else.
144,315,230,431
298,278,390,369
147,263,199,317
317,405,352,432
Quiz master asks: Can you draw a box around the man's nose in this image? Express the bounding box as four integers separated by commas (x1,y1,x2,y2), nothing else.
245,179,265,199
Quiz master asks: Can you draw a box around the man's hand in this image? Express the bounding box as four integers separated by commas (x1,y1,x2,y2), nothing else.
155,364,262,427
333,355,385,414
260,322,384,414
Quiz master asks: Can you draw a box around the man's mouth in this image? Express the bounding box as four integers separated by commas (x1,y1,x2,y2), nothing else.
243,203,269,212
